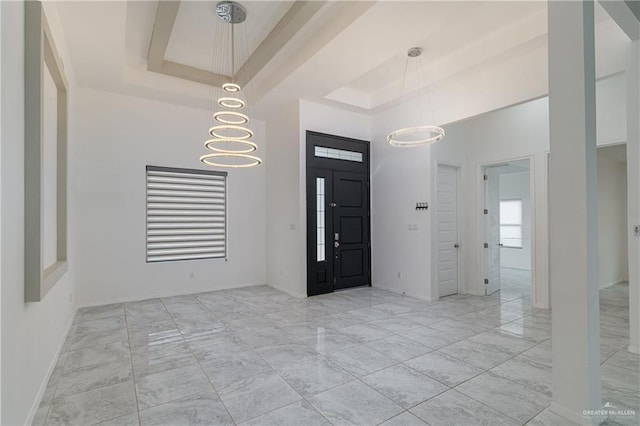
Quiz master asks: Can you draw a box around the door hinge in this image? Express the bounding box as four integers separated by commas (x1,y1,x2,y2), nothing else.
484,242,489,248
483,209,488,215
483,174,488,181
484,278,489,285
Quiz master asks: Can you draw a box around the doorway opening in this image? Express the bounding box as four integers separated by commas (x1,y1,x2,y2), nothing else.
482,159,532,301
596,144,631,363
306,131,371,296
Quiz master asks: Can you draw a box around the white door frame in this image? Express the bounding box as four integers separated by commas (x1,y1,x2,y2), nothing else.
477,155,536,303
431,162,464,300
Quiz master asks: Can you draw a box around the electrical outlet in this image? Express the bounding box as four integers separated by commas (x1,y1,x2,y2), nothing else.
634,225,640,237
397,272,402,279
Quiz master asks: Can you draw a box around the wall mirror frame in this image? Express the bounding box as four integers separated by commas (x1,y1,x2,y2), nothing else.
25,1,68,302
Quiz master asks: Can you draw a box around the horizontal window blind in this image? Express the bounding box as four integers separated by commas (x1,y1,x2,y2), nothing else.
146,166,227,262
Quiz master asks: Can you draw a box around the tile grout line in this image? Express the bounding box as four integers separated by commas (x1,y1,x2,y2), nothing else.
53,285,633,426
123,304,143,426
158,297,239,426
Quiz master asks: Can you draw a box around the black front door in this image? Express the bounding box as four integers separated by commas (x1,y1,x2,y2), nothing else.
333,171,369,289
306,132,370,296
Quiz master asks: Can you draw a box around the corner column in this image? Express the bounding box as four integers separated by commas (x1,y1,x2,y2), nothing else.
627,39,640,354
548,0,601,422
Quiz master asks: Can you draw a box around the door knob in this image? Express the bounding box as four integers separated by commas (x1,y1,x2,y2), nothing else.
334,241,340,248
329,202,337,208
454,244,460,248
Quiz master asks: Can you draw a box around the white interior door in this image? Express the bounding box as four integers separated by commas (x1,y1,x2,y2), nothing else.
484,168,501,295
437,165,459,297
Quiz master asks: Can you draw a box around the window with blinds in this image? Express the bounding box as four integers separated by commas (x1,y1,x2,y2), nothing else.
146,166,227,262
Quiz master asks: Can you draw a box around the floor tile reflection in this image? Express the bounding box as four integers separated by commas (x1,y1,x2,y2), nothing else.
37,282,635,425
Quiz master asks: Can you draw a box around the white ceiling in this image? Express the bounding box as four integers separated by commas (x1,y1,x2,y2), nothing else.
164,1,294,75
49,1,632,125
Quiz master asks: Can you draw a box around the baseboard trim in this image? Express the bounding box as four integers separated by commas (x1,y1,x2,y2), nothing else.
549,402,592,426
266,283,306,299
25,310,76,426
371,284,432,302
77,282,268,309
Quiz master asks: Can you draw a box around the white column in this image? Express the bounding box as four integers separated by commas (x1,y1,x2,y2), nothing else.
548,0,601,423
627,39,640,354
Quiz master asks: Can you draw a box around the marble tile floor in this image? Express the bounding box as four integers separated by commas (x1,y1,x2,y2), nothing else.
33,283,638,426
499,267,532,301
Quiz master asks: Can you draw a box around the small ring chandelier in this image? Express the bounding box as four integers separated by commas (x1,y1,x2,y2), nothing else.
200,1,262,168
387,47,445,148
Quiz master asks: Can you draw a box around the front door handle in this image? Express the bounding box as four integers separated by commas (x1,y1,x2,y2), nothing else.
334,241,340,248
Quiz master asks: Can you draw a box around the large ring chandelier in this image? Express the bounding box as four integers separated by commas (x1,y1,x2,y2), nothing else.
387,125,445,148
200,1,262,168
387,47,445,148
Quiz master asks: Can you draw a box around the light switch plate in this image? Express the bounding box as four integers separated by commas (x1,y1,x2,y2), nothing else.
408,224,418,231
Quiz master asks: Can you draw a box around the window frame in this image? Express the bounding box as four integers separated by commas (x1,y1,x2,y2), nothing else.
24,2,69,302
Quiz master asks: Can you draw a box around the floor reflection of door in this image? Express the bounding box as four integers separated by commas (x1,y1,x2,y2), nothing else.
306,132,370,296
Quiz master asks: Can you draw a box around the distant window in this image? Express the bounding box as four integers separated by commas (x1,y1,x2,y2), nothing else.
500,199,522,249
146,166,227,262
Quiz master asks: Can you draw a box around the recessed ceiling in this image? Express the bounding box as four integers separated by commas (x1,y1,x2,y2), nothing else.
164,1,294,75
50,0,632,126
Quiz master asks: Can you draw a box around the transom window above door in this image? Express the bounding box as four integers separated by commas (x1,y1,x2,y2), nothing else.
314,146,363,163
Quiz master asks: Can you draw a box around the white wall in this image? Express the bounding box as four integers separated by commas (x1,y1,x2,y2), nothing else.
500,171,532,270
264,101,303,297
1,3,77,424
597,72,627,145
439,98,550,305
0,1,3,421
265,100,371,297
73,87,266,306
264,99,371,298
597,150,629,288
370,72,627,307
370,96,438,300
